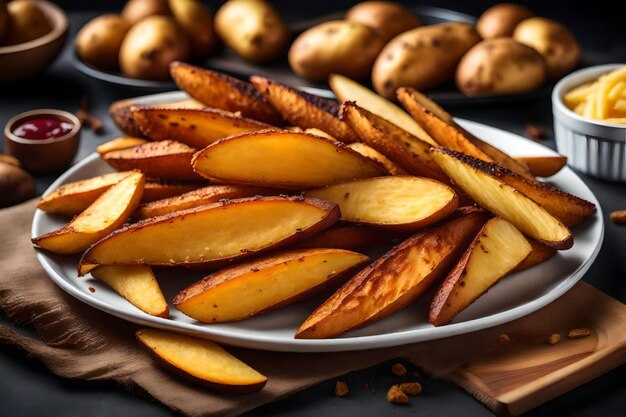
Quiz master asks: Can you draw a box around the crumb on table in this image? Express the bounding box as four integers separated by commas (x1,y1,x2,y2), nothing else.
399,382,422,396
568,328,591,339
548,333,561,345
610,210,626,225
391,363,407,376
498,333,511,344
387,385,409,404
335,380,349,397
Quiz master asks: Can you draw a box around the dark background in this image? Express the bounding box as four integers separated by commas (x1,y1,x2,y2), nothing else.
1,1,626,417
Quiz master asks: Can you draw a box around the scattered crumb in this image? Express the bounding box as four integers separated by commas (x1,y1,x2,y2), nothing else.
88,287,95,293
387,385,409,404
498,333,511,344
362,383,369,389
610,210,626,225
334,380,349,397
399,382,422,396
524,123,550,141
548,333,561,345
568,328,591,339
391,363,407,376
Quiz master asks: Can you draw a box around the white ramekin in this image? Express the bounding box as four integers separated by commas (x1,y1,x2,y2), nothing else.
552,64,626,182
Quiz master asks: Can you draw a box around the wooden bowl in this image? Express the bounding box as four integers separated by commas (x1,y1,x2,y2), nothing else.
0,0,68,82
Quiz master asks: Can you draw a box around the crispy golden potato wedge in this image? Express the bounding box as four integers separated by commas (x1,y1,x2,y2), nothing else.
170,61,284,125
33,172,144,255
174,248,369,323
306,176,458,231
79,196,339,270
429,217,532,326
296,208,490,339
137,184,278,219
396,86,454,124
469,135,534,180
37,172,131,216
132,107,274,149
346,142,407,175
136,329,267,394
251,76,355,143
341,101,447,181
329,74,436,145
192,130,385,189
516,155,568,177
102,140,204,181
96,136,150,155
294,224,396,251
141,181,204,203
515,239,557,272
91,265,168,318
432,148,573,249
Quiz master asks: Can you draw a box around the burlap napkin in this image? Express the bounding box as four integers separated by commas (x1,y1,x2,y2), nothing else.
0,199,428,417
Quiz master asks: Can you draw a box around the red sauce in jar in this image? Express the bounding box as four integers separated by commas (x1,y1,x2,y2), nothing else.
12,117,74,140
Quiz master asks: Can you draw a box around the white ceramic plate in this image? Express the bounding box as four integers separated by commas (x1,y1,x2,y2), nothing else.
32,92,604,352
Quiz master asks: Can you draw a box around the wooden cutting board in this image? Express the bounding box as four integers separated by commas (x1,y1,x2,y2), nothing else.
402,282,626,416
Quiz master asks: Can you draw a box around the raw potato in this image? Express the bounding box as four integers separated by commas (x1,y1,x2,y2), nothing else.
431,148,573,249
296,209,490,339
251,76,355,143
456,38,547,97
119,16,189,80
2,0,52,45
295,224,394,251
429,217,532,326
346,143,406,175
476,3,534,39
306,176,458,231
102,140,203,181
516,156,567,177
345,1,422,42
170,62,284,125
79,196,340,269
174,249,369,323
192,130,385,189
513,17,580,79
37,171,130,216
132,107,273,149
122,0,170,25
0,162,35,208
136,329,267,393
372,22,480,99
168,0,216,57
96,136,150,155
141,181,203,203
32,172,144,255
91,265,169,318
289,20,385,81
75,15,131,70
214,0,288,64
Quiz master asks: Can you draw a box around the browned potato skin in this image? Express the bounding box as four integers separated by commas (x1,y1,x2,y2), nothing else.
0,0,9,41
476,3,534,39
214,0,288,64
0,162,35,208
119,16,190,80
515,239,556,272
122,0,170,25
75,15,131,71
141,181,204,203
372,22,480,99
294,224,397,251
513,17,580,78
289,20,385,81
2,0,52,45
456,38,547,97
168,0,216,57
345,1,422,43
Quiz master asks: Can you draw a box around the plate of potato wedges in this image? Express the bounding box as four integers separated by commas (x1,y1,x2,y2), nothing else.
31,63,603,352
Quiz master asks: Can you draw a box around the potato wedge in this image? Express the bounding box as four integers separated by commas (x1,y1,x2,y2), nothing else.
170,62,284,125
346,143,407,175
296,208,490,339
329,74,435,145
37,172,131,216
306,176,458,231
431,148,573,249
132,107,274,149
136,329,267,394
192,130,385,189
33,172,144,255
174,249,369,323
91,265,168,318
137,184,278,219
294,224,396,251
102,140,204,181
341,101,447,181
429,217,532,326
516,156,567,177
141,181,204,203
79,196,339,270
515,239,557,272
96,136,150,155
251,76,355,143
